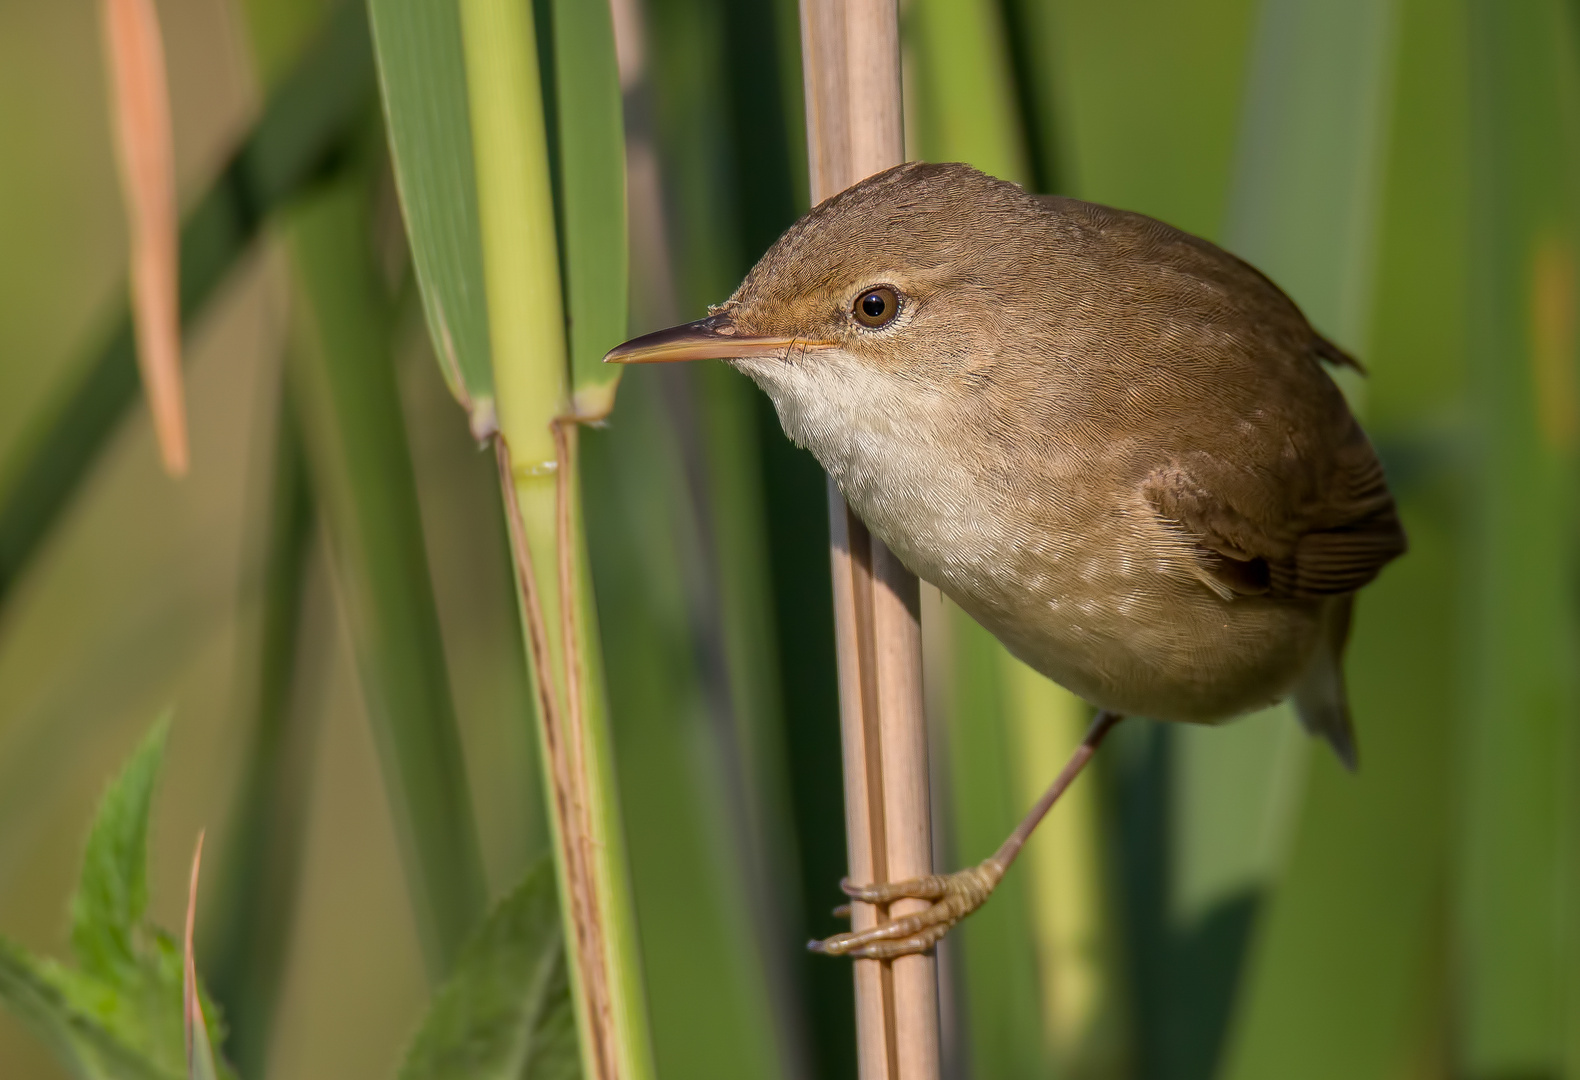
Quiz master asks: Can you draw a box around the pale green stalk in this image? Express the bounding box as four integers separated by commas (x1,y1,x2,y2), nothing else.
457,3,653,1078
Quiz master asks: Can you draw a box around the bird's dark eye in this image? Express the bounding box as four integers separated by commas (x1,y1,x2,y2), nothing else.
854,286,899,328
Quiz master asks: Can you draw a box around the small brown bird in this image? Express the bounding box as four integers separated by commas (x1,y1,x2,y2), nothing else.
606,161,1406,959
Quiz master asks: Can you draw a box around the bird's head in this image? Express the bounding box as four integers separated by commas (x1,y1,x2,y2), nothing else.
604,162,1050,403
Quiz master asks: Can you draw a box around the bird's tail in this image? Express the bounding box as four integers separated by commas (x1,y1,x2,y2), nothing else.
1292,594,1359,771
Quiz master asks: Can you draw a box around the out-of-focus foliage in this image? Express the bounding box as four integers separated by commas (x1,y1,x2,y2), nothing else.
1,0,1578,1078
1,715,581,1080
0,721,233,1080
397,860,578,1080
0,0,373,607
282,173,490,984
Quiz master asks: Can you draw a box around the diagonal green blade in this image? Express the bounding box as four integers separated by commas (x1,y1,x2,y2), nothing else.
283,175,489,981
0,0,374,608
366,0,495,431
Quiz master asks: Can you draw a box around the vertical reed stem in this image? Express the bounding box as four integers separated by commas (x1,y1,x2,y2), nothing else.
799,4,940,1077
459,1,654,1075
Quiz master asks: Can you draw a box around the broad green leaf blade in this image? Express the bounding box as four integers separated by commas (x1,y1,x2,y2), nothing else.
1216,3,1468,1080
1222,0,1399,352
994,0,1063,194
540,0,626,419
691,365,813,1071
284,175,489,981
366,0,496,430
999,653,1124,1074
1008,0,1256,236
1455,1,1580,1074
906,0,1030,185
0,0,373,610
0,940,169,1080
399,861,579,1080
1188,0,1398,1060
580,378,799,1080
605,2,831,1075
71,717,170,982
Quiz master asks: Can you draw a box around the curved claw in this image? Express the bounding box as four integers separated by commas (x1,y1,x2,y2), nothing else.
811,861,1006,959
840,874,952,903
844,925,951,960
814,908,940,955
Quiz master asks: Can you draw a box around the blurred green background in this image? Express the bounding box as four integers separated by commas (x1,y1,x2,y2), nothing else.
0,0,1575,1078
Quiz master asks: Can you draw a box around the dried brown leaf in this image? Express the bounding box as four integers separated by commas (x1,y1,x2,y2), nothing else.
101,0,187,476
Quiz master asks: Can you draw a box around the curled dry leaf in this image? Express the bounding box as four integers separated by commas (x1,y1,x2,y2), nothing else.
101,0,188,476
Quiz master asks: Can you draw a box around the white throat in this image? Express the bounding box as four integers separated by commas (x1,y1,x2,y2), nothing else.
732,351,998,593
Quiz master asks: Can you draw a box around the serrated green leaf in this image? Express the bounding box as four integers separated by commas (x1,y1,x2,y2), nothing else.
0,720,238,1079
0,938,173,1080
49,935,185,1073
399,859,579,1080
71,717,171,982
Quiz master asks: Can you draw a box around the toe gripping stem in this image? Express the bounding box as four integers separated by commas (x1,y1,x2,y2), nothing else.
809,710,1123,961
808,859,1007,960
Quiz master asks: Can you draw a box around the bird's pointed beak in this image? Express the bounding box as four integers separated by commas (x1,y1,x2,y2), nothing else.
603,315,836,365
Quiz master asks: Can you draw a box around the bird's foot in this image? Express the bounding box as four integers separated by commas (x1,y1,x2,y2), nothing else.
808,860,1005,960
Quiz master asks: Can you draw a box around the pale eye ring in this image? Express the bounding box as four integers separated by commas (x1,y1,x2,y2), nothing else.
853,286,900,328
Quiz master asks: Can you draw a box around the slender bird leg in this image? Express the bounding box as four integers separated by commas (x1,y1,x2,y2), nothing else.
810,709,1124,960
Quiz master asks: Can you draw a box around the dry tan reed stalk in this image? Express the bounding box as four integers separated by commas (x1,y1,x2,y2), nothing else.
798,3,941,1077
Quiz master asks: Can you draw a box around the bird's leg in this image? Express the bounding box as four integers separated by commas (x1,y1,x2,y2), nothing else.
810,709,1124,960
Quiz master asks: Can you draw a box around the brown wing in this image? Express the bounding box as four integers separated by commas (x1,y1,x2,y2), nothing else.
1143,405,1407,600
1027,193,1406,598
